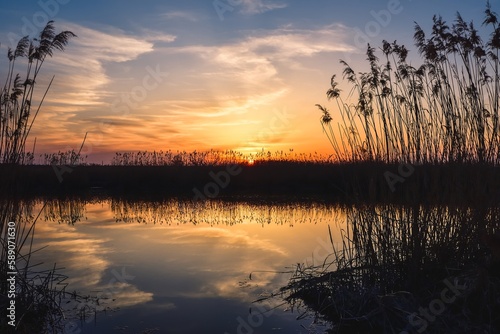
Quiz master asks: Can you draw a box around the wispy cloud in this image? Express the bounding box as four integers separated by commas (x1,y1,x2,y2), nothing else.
29,22,353,158
239,0,288,14
170,24,353,90
44,22,156,104
139,28,177,44
161,10,199,22
28,22,178,152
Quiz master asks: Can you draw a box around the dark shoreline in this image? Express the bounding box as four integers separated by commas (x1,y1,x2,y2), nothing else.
2,161,500,205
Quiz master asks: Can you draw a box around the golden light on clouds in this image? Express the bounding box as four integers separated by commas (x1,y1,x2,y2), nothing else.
18,20,357,162
1,0,485,163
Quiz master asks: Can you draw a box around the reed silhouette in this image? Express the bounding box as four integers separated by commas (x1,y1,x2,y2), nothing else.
0,21,75,164
0,22,77,333
268,204,500,333
268,3,500,333
318,2,500,164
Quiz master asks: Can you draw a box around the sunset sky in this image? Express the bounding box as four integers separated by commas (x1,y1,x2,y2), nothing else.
0,0,493,162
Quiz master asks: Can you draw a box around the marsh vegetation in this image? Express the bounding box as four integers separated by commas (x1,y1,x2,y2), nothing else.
1,4,500,334
269,204,500,333
318,3,500,164
269,4,500,333
0,22,78,333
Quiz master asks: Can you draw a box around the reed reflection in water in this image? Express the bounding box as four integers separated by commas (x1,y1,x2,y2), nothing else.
32,198,344,333
276,204,500,333
6,198,499,333
0,199,71,333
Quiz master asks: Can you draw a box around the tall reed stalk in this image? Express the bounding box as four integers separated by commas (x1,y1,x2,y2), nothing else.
0,21,75,164
1,21,75,333
318,3,500,164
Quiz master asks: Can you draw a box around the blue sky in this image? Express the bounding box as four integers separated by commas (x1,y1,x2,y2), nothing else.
0,0,495,162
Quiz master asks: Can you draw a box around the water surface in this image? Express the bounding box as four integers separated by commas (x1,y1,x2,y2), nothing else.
30,199,346,333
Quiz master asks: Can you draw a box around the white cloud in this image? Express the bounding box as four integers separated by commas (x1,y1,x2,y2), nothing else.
138,28,177,44
29,22,177,150
44,22,156,105
170,24,354,90
239,0,288,14
60,23,156,62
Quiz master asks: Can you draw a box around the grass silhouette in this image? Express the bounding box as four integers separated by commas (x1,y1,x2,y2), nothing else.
0,22,78,333
265,3,500,333
318,2,500,164
0,21,75,164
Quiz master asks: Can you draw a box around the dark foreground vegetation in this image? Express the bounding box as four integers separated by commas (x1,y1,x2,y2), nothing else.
318,3,500,165
0,161,499,206
262,3,500,333
0,22,77,333
267,204,500,333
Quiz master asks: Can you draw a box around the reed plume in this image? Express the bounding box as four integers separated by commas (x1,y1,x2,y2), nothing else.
318,3,500,164
0,21,75,164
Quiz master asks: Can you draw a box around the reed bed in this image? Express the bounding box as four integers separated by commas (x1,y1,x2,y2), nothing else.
40,150,87,166
272,6,500,331
18,148,328,166
318,3,500,164
110,149,331,166
38,197,341,227
269,204,500,333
